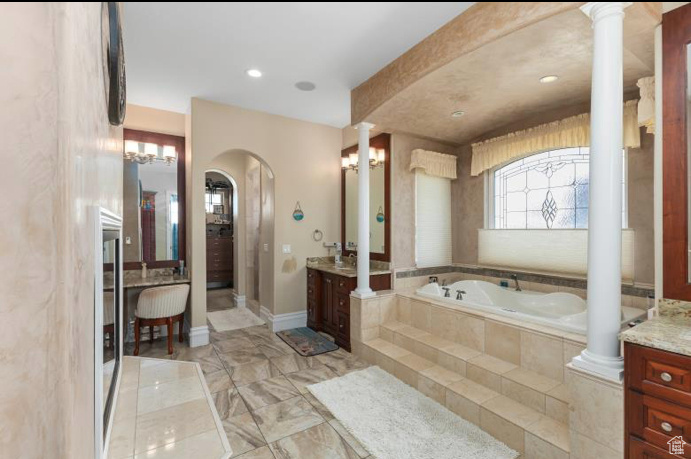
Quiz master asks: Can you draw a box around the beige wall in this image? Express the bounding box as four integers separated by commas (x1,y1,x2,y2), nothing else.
390,133,458,269
125,104,186,136
0,3,123,457
451,144,484,266
189,98,342,328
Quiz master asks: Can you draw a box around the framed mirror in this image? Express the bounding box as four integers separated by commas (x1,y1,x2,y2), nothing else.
122,129,185,269
341,133,391,261
663,4,691,299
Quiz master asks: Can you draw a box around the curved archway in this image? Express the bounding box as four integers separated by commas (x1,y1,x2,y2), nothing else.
200,149,275,329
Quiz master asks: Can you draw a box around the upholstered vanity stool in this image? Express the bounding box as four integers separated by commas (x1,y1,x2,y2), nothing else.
134,284,190,355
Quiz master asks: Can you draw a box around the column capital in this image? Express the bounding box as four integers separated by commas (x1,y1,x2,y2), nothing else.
354,122,375,131
580,2,631,23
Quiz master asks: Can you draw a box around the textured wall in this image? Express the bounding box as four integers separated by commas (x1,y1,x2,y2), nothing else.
190,98,342,326
0,3,123,457
451,145,485,266
390,133,458,269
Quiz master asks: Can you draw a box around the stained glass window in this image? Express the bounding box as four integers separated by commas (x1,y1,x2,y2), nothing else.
491,147,627,229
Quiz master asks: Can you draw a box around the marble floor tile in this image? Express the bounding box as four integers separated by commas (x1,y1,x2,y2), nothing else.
269,422,359,459
125,340,175,360
231,360,282,387
257,341,294,358
237,375,300,411
138,361,198,388
327,419,369,458
211,328,250,343
234,445,276,459
213,336,258,354
316,352,369,377
252,396,324,443
302,392,334,422
137,376,205,415
213,388,249,419
285,366,338,394
134,398,216,454
204,369,234,394
133,429,225,459
174,345,226,375
221,411,267,457
220,347,270,368
108,415,136,459
270,354,325,375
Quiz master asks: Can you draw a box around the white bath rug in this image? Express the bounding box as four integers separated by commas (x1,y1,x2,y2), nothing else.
207,308,265,332
307,366,519,459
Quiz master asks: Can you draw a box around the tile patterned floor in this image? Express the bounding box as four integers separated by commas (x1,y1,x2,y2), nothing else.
108,357,232,459
129,289,373,458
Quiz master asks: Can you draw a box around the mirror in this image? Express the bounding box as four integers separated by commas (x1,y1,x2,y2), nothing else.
342,133,391,261
123,129,185,268
102,229,120,433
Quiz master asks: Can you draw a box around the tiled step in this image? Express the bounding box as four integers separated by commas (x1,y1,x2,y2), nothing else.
363,328,571,457
379,321,571,425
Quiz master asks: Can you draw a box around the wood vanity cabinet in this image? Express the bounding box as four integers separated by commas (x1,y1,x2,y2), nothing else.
306,268,391,351
206,236,233,283
625,342,691,458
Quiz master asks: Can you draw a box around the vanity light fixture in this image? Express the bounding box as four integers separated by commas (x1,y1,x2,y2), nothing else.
539,75,559,84
342,147,385,172
451,110,465,118
124,140,177,165
246,68,262,78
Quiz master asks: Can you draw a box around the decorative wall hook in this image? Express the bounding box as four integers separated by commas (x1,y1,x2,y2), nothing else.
376,206,385,223
292,201,304,221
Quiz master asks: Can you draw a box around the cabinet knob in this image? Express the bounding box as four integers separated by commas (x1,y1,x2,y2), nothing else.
660,372,673,383
340,323,344,329
661,422,673,433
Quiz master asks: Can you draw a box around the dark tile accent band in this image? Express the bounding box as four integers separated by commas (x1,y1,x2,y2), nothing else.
396,265,654,298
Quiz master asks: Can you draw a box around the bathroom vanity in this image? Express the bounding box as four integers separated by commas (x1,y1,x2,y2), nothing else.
307,264,391,351
621,317,691,458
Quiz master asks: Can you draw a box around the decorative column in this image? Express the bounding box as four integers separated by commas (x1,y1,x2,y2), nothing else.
353,122,375,298
572,2,631,381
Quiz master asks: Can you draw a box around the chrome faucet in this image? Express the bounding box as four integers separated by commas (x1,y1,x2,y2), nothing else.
510,274,522,292
456,290,466,300
442,287,451,298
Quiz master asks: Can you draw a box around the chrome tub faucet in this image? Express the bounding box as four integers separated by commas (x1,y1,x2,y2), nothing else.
510,274,522,292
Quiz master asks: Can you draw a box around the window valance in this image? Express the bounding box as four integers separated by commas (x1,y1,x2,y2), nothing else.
410,149,457,180
470,100,641,176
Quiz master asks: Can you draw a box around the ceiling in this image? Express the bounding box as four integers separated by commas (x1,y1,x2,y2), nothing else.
123,2,474,127
365,5,657,145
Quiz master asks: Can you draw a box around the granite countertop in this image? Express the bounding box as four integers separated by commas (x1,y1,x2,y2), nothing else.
307,263,391,278
619,316,691,357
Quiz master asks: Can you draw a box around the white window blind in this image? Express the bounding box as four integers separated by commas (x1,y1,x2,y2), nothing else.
415,171,452,268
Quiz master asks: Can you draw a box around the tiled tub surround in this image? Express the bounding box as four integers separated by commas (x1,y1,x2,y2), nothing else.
351,291,582,457
393,264,654,310
108,356,232,459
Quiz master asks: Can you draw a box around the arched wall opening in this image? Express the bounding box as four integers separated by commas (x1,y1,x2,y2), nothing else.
197,149,275,325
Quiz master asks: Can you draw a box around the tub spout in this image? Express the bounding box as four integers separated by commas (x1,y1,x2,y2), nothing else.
510,274,522,292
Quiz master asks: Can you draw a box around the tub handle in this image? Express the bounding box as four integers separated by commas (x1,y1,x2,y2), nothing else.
442,287,451,298
456,290,466,300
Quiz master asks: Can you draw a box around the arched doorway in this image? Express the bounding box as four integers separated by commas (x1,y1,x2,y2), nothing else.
202,150,275,326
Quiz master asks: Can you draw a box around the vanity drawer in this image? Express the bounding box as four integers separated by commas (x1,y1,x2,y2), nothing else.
627,343,691,407
629,436,684,459
335,276,354,294
336,293,349,313
629,391,691,457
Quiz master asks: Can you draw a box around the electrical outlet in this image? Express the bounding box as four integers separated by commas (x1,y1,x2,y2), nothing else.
263,243,269,252
125,237,131,245
282,244,291,254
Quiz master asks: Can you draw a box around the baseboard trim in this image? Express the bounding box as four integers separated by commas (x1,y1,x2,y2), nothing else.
260,306,307,333
232,292,246,308
189,325,210,347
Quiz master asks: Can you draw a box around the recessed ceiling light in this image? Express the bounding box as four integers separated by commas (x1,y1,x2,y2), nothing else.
246,69,262,78
451,110,465,118
539,75,559,84
295,81,316,91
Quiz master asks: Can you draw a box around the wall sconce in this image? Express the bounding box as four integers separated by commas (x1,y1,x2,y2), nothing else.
342,147,385,172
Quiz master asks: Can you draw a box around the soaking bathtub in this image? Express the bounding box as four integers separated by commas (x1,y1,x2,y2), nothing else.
416,280,646,335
